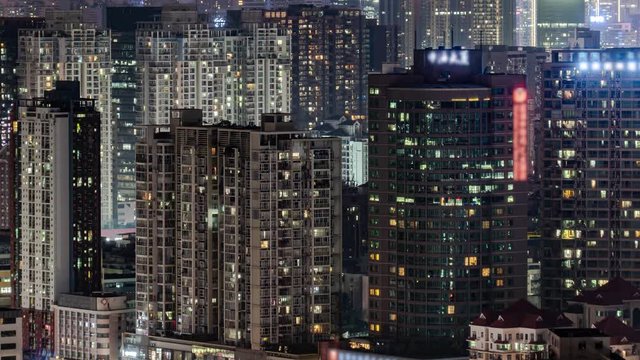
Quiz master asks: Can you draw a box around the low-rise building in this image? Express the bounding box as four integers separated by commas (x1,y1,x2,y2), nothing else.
121,333,319,360
0,308,22,360
54,293,133,359
566,278,640,329
594,316,640,360
548,328,610,360
468,299,573,359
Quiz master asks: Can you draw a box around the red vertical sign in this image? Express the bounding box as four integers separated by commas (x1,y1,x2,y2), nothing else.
513,87,528,182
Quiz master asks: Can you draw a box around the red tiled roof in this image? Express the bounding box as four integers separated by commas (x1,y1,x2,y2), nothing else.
470,299,573,329
573,277,640,306
593,316,640,344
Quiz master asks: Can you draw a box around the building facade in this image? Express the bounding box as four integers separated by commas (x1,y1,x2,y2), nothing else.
0,17,44,148
136,6,290,127
15,81,101,355
136,111,342,349
367,49,528,354
107,6,163,228
536,0,585,48
541,49,640,311
468,299,573,360
53,293,133,360
17,11,115,228
0,308,22,360
256,5,368,128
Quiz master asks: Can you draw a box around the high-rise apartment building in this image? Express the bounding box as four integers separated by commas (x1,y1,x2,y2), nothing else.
253,5,368,128
367,49,528,355
136,6,290,127
15,81,101,355
107,7,162,227
541,49,640,310
0,17,45,148
17,11,115,228
136,110,342,349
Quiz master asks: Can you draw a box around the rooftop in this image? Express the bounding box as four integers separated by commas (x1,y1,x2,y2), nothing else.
471,299,573,329
594,317,640,344
550,328,608,338
572,278,640,306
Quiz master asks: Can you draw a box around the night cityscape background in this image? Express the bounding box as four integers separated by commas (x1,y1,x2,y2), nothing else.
2,0,640,359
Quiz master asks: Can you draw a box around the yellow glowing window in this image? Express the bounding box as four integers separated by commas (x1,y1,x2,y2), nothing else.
375,289,380,296
563,189,575,199
370,324,375,331
369,288,375,296
634,211,640,219
261,241,269,249
482,268,491,277
447,305,455,315
464,257,478,266
389,219,397,227
622,201,632,208
482,221,491,229
312,324,322,333
496,279,504,287
375,324,380,332
389,313,397,321
398,267,405,276
495,267,504,275
561,229,575,240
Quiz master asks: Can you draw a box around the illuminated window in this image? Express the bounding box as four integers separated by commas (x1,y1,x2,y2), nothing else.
464,257,478,266
482,268,491,277
389,313,397,321
389,219,397,227
312,324,322,333
447,305,455,315
495,267,504,275
398,267,405,276
260,241,269,249
563,189,575,199
622,201,632,208
561,229,576,240
496,279,504,287
482,221,491,229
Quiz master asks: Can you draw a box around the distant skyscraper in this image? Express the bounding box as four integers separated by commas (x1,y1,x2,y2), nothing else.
17,11,116,228
515,0,536,46
368,49,528,354
256,5,368,127
136,6,290,126
16,81,101,355
541,49,640,310
107,6,162,227
472,0,515,46
136,110,342,349
537,0,585,48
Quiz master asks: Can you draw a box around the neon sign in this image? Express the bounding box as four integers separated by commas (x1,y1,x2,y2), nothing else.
427,50,470,66
513,87,528,182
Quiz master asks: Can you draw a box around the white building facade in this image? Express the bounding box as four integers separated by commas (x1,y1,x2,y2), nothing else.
136,7,290,126
54,294,133,360
17,11,115,228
